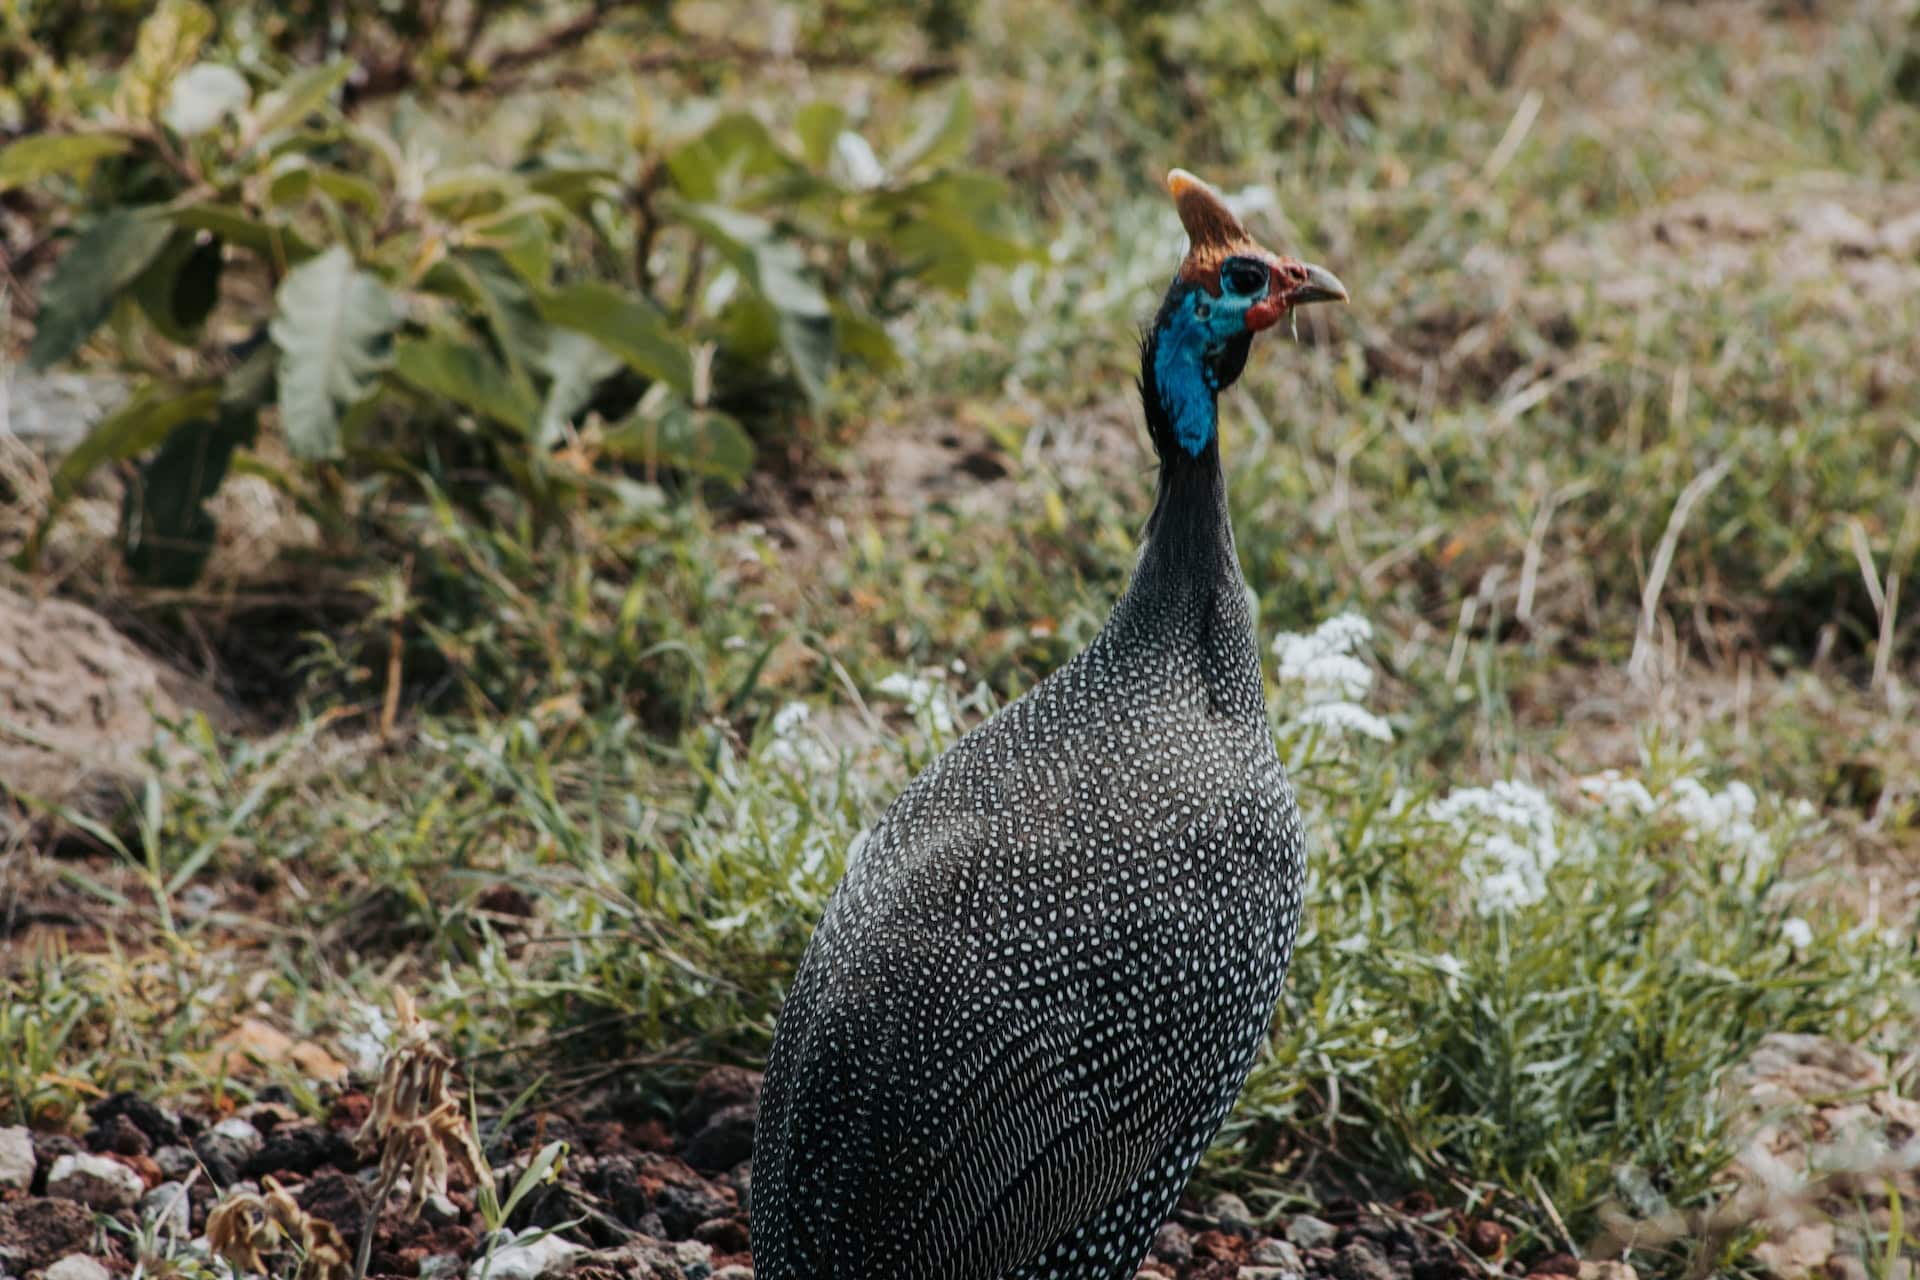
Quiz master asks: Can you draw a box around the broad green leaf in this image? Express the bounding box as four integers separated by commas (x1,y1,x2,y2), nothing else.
266,158,313,207
874,172,1027,291
0,134,132,192
830,132,886,190
422,168,517,219
603,400,754,486
537,330,621,448
794,102,846,170
17,382,219,567
246,60,352,146
163,62,250,136
311,168,383,218
717,295,778,361
391,333,538,435
463,202,562,285
893,85,974,174
778,309,835,404
344,122,405,188
115,0,215,122
420,250,546,396
221,340,277,412
131,230,222,344
167,202,317,262
27,208,176,369
537,282,692,394
48,383,220,508
666,114,797,202
120,405,256,586
269,246,403,459
675,202,835,402
524,162,621,213
266,162,382,218
674,202,830,317
833,305,900,371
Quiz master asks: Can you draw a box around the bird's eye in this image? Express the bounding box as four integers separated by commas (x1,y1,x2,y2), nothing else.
1222,258,1268,296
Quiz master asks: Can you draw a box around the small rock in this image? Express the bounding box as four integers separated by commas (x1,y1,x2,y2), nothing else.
679,1070,762,1138
44,1256,111,1280
584,1238,683,1279
1466,1217,1510,1257
1151,1222,1192,1264
207,1117,263,1152
296,1172,366,1242
681,1104,757,1175
674,1239,714,1280
86,1114,151,1158
1285,1215,1338,1249
424,1193,463,1227
1249,1237,1304,1269
1,371,129,451
193,1118,262,1184
1333,1241,1396,1280
692,1217,749,1253
1240,1269,1302,1280
241,1125,353,1180
0,1198,95,1271
140,1182,190,1236
327,1092,372,1134
152,1145,197,1181
1577,1265,1639,1280
420,1255,465,1280
712,1268,754,1280
468,1229,583,1280
45,1152,143,1210
653,1178,734,1239
235,1101,300,1132
724,1162,751,1217
30,1132,81,1187
1208,1191,1256,1238
0,590,229,837
0,1128,34,1192
1192,1229,1247,1262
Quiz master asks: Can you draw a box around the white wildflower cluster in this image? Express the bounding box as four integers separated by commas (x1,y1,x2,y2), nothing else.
761,700,835,774
1272,612,1392,744
1579,769,1777,885
339,1001,397,1075
1671,778,1771,875
1430,780,1562,914
875,670,957,736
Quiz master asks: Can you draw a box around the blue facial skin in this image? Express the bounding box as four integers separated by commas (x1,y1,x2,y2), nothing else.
1152,265,1270,457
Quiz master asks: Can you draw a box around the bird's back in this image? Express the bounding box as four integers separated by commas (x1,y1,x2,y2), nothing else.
752,589,1305,1278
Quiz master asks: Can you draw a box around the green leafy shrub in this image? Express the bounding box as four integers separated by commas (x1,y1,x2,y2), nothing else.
9,0,1022,586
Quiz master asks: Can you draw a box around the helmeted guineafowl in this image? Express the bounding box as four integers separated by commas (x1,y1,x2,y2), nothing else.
751,169,1349,1279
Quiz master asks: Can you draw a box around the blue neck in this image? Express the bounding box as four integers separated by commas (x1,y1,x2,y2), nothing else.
1151,289,1222,457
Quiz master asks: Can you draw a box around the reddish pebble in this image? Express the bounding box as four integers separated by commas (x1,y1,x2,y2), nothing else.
1466,1218,1511,1258
327,1093,372,1134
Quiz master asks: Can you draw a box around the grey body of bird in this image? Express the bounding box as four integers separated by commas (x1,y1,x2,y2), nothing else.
751,169,1344,1279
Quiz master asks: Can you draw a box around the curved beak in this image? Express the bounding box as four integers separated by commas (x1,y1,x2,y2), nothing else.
1246,258,1350,332
1289,261,1349,307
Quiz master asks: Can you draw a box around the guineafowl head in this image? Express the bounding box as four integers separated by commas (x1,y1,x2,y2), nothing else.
1144,169,1346,460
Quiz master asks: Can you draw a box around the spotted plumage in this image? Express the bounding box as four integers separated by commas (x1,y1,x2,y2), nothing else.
751,170,1347,1279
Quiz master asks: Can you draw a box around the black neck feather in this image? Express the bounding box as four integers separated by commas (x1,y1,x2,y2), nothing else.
1128,329,1243,614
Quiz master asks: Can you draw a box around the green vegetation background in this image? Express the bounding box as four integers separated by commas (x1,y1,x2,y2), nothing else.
3,0,1918,1274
